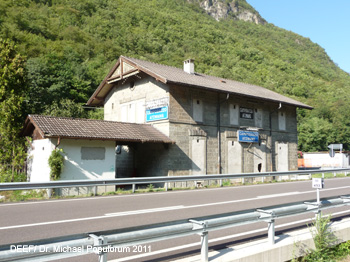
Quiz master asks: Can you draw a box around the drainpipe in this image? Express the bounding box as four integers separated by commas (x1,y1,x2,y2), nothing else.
55,137,61,149
217,93,230,174
269,103,282,173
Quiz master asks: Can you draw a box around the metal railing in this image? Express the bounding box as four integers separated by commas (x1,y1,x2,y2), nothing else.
0,195,349,262
0,168,349,193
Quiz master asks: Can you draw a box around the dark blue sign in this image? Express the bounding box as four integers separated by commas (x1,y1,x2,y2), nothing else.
238,130,259,143
146,106,168,122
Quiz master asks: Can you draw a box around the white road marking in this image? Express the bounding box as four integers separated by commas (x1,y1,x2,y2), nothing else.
257,192,300,198
256,185,350,199
104,206,185,216
110,209,350,262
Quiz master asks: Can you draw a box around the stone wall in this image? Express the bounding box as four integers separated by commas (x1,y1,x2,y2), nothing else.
168,84,299,182
103,78,299,185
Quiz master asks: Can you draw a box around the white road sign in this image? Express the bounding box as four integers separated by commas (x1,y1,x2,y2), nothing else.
312,178,324,189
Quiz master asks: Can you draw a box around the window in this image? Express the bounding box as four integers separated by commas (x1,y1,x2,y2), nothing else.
136,100,145,123
255,108,263,128
229,104,239,125
120,99,145,123
193,99,203,122
128,103,135,123
278,112,286,130
121,104,127,122
81,147,105,160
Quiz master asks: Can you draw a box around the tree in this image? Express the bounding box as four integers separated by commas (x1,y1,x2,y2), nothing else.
44,98,87,118
298,117,333,152
0,39,28,181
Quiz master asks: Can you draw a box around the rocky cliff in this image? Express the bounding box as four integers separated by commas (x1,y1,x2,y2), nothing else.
189,0,266,24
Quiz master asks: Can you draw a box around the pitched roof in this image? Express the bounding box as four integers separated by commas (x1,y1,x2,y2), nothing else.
87,56,312,109
22,115,174,144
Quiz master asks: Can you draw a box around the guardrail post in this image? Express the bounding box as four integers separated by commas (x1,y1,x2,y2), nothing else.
89,234,107,262
268,219,275,245
47,188,52,199
94,186,97,196
201,230,209,262
165,182,168,191
257,209,275,245
132,184,135,193
190,219,209,262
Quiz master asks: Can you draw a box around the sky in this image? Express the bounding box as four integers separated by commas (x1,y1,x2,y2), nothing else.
246,0,350,73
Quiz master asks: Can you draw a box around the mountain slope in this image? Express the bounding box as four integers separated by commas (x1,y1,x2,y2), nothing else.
1,0,350,151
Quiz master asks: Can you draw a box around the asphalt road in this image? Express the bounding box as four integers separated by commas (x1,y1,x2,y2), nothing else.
1,177,350,261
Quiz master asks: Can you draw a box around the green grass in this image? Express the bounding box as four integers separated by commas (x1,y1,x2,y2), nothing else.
312,172,349,179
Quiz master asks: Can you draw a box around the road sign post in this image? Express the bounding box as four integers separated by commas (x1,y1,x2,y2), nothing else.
312,178,324,220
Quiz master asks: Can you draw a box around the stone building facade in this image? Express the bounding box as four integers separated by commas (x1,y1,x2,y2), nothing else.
87,56,312,181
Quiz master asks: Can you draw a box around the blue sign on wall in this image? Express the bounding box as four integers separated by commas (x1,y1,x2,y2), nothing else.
238,130,259,143
146,106,168,122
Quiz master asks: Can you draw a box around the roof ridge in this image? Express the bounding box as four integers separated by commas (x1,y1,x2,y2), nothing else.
122,56,268,89
123,56,184,71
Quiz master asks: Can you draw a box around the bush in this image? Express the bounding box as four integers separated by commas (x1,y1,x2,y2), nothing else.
48,148,65,180
0,170,27,183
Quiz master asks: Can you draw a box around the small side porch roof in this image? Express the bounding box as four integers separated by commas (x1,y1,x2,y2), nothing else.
22,115,174,144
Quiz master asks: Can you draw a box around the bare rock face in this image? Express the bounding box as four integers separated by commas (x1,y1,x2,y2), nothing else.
236,9,264,24
190,0,266,24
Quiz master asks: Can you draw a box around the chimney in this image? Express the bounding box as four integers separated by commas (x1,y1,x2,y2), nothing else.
183,59,194,74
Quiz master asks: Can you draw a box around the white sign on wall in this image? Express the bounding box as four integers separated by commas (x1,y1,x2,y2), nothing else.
145,97,169,122
145,97,169,110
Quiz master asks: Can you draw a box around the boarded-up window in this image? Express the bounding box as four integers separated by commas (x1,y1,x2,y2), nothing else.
128,103,136,123
255,108,263,128
136,100,145,123
193,99,203,122
120,99,145,123
121,105,127,122
81,147,105,160
229,104,239,125
277,143,289,171
278,112,286,130
192,139,206,175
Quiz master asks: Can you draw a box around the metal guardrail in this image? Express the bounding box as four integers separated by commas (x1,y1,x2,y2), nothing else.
0,168,349,192
0,195,349,262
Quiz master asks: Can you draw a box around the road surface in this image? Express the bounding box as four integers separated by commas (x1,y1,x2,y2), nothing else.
1,177,350,261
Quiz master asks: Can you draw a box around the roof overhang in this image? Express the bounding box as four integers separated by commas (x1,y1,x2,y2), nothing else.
167,80,313,110
87,56,167,106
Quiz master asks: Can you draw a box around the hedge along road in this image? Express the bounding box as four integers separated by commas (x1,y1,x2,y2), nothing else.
1,177,350,261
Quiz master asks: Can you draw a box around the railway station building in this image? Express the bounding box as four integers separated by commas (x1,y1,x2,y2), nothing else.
23,56,312,190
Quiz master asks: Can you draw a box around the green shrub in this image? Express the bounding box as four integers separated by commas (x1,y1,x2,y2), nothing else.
303,214,338,261
0,170,27,183
48,148,65,180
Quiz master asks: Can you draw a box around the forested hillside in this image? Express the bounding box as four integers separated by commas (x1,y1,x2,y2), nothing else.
1,0,350,155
